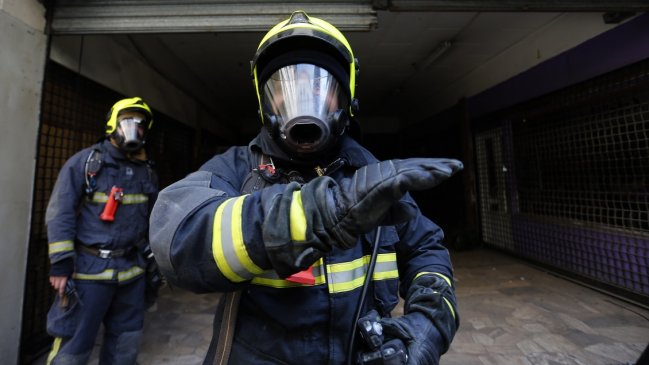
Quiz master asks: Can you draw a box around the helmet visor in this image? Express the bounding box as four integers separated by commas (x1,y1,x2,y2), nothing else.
261,64,347,126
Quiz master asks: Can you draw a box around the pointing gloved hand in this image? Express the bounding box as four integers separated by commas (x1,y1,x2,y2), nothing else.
262,158,462,278
311,158,463,249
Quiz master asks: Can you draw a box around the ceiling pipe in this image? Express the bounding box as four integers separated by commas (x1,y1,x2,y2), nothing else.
372,0,649,12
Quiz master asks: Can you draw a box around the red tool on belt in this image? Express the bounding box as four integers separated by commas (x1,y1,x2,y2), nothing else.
100,186,123,222
286,265,316,285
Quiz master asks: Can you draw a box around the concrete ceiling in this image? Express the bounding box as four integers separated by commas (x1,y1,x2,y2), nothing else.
58,8,641,138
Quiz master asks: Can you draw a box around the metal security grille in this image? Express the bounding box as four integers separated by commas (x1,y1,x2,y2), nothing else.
475,128,514,251
146,113,196,188
514,95,649,232
21,62,119,363
475,58,649,300
21,61,220,363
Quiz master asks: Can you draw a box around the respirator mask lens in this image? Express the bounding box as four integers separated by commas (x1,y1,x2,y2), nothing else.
117,117,145,151
261,64,347,154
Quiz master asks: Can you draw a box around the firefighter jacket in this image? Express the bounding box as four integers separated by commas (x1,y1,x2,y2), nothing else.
46,139,159,283
150,132,458,364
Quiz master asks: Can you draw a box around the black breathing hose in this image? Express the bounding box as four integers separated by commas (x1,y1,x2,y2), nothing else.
346,226,382,365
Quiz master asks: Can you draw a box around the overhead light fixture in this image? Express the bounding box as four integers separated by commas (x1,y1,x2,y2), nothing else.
602,12,636,24
416,40,452,71
51,1,378,34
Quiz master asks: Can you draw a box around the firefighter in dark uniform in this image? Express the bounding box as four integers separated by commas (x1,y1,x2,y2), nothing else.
150,11,461,365
45,97,159,365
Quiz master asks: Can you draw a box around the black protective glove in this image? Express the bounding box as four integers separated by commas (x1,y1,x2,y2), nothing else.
312,158,463,249
380,274,459,365
142,243,164,309
262,158,463,277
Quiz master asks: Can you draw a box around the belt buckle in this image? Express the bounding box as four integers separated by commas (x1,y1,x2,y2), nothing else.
98,249,112,259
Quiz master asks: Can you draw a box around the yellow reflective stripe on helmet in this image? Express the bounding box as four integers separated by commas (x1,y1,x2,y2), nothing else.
91,192,148,204
258,22,355,98
327,253,398,293
212,196,263,283
258,15,354,62
290,191,307,241
117,266,145,282
49,240,74,255
414,271,456,320
106,97,153,134
253,67,264,124
252,259,326,287
253,11,358,122
74,269,115,281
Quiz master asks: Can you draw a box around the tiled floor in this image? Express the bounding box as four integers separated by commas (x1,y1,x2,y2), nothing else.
34,248,649,365
442,249,649,365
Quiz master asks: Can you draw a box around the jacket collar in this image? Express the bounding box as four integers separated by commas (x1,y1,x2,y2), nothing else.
102,139,127,161
249,129,375,169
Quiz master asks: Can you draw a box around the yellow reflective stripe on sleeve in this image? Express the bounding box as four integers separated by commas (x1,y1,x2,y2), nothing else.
49,240,74,255
212,196,263,283
117,266,145,282
47,337,63,365
414,271,456,320
443,297,457,320
91,192,148,204
74,269,115,281
230,196,263,275
290,190,307,241
213,198,244,282
415,271,453,287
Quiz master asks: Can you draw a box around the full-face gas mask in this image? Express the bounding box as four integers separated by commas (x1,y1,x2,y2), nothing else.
261,63,349,155
114,113,147,152
104,97,153,153
251,11,360,159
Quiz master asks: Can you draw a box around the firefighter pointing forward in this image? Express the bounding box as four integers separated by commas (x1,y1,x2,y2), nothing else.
45,97,160,364
150,11,461,365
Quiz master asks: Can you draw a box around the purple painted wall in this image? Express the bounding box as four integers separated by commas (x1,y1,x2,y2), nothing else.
469,13,649,118
472,13,649,299
512,215,649,295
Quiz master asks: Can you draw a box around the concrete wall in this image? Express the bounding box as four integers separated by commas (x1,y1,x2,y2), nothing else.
49,35,236,141
403,12,630,125
0,0,47,363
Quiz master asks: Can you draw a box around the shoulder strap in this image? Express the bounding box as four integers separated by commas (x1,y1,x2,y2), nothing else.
83,143,104,198
239,150,276,194
211,291,242,365
207,150,264,364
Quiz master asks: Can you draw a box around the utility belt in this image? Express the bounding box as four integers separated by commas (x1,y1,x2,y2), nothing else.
76,243,135,259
